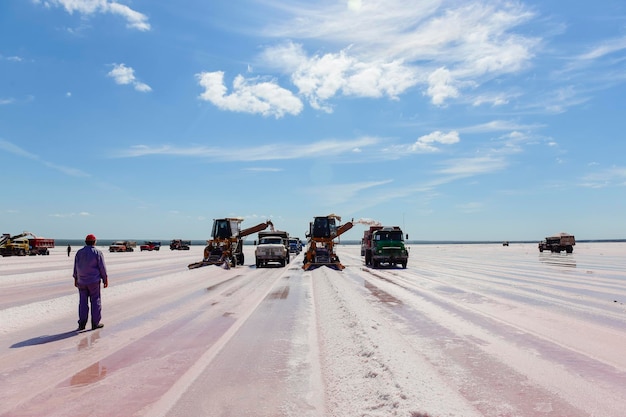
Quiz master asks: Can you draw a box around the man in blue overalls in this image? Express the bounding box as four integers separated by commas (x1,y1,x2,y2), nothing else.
73,234,108,331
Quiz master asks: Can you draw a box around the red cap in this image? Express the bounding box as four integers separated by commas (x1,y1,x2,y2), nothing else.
85,234,97,242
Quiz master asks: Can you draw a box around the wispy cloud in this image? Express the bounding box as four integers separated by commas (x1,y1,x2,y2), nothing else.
580,166,626,188
49,212,92,218
0,54,23,62
575,36,626,61
438,155,508,177
305,180,393,206
35,0,150,31
107,64,152,92
0,139,89,177
460,120,544,134
114,137,380,161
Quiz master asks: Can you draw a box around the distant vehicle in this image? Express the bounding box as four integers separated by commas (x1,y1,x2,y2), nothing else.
170,239,191,250
0,231,55,256
255,230,289,268
538,233,575,253
288,237,302,254
109,240,136,253
140,241,161,251
502,241,509,246
361,226,408,269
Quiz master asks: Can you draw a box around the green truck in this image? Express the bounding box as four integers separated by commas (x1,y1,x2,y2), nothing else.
361,226,409,268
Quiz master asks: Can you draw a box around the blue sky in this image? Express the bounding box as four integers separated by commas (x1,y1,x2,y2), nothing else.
1,0,625,242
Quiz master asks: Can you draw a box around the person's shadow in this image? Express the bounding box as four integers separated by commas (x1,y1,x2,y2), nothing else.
11,330,79,348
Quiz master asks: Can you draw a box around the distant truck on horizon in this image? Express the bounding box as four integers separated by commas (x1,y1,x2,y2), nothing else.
140,241,161,251
170,239,191,250
538,233,575,253
109,240,136,253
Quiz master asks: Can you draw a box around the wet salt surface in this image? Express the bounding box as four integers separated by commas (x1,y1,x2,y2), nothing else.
0,242,625,416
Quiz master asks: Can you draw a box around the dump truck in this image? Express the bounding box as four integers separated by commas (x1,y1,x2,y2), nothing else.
188,218,274,269
302,214,353,270
538,233,575,253
109,240,136,252
140,241,161,251
361,226,408,268
0,232,55,256
170,239,191,250
255,230,289,268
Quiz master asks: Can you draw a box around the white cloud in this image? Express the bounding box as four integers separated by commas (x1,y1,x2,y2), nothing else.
409,130,460,153
196,71,303,118
427,67,459,106
257,0,537,108
107,64,152,92
37,0,150,31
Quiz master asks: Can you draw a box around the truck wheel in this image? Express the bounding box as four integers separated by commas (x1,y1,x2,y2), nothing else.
402,262,407,269
256,259,261,268
566,246,573,253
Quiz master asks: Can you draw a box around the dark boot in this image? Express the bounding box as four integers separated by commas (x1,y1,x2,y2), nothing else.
92,323,104,330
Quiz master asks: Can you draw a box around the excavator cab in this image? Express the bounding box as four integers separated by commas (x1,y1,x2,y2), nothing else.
212,218,240,239
310,216,339,238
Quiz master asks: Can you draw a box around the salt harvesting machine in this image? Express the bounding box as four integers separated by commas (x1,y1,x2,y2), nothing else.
188,218,274,269
302,214,353,271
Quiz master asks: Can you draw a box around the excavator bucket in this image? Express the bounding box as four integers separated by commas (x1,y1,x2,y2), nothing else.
302,261,345,271
301,244,345,271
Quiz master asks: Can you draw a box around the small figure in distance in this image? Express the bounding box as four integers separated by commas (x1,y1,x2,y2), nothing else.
73,234,109,331
67,244,71,257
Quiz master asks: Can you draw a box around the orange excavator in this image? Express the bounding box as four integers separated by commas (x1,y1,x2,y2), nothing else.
188,218,274,269
302,214,353,270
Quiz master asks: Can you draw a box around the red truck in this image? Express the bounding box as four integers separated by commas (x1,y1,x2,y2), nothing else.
1,232,55,256
140,241,161,251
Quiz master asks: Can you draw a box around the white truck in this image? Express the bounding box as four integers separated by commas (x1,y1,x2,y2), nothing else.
255,230,290,268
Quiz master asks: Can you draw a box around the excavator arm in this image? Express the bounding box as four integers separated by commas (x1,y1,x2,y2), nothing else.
239,220,274,238
334,220,353,238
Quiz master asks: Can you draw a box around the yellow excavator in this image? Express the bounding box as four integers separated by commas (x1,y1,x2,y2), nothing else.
302,214,353,270
188,218,274,269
